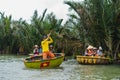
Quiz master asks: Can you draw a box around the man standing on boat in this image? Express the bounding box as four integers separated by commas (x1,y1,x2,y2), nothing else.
41,32,55,60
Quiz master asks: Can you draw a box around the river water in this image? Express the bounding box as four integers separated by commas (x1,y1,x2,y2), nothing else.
0,54,120,80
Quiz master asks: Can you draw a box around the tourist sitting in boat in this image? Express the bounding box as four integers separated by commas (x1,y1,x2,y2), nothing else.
33,45,39,56
49,45,55,53
41,33,55,60
93,47,98,56
97,46,103,57
85,45,94,56
38,45,42,54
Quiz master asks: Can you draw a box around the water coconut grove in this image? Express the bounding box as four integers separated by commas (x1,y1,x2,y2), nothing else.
0,0,120,64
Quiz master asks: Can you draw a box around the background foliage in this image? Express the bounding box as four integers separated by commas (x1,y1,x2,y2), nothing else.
0,0,120,59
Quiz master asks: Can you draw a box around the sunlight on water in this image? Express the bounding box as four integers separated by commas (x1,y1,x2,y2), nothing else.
0,55,120,80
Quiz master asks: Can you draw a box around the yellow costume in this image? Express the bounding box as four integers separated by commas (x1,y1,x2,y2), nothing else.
41,37,53,52
41,36,55,60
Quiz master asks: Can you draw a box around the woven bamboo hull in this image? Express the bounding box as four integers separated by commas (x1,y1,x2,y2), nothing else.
76,55,112,65
24,53,64,69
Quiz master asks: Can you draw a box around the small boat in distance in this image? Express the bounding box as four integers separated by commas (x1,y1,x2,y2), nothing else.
76,55,113,65
23,53,64,69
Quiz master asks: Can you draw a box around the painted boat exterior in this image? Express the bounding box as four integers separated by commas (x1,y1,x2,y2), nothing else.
24,53,64,69
76,55,112,65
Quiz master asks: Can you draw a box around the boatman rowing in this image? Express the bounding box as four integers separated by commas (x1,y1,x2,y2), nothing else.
41,32,55,60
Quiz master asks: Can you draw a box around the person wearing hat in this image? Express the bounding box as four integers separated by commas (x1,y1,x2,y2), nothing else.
49,45,55,53
97,46,103,56
85,45,94,56
41,33,55,60
33,45,39,55
93,47,98,56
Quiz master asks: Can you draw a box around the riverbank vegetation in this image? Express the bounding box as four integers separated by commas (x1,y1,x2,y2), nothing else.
0,0,120,60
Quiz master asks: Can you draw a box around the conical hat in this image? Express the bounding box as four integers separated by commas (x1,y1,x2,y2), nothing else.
87,45,93,49
93,47,97,49
34,45,38,48
99,46,102,50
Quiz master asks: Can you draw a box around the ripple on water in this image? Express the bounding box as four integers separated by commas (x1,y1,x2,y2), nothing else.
0,55,120,80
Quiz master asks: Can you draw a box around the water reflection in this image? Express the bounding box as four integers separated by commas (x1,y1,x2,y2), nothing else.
0,55,120,80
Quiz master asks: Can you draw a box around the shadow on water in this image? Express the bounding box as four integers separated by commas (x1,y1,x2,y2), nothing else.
0,54,120,80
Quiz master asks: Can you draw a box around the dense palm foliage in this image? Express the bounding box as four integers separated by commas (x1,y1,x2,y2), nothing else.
64,0,120,58
0,0,120,59
0,9,65,54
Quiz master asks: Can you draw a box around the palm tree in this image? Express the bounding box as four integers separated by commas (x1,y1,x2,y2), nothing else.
11,19,33,54
30,9,64,53
64,0,120,58
0,12,14,53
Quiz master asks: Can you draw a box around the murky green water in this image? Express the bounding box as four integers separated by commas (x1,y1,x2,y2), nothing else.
0,54,120,80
